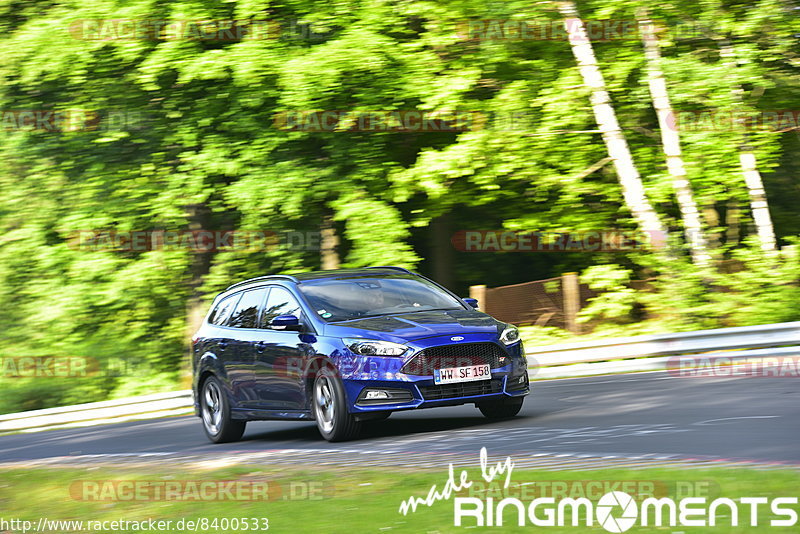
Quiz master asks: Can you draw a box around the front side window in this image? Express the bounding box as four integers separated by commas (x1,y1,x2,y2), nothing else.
259,287,303,328
228,288,267,329
298,275,464,322
208,293,241,326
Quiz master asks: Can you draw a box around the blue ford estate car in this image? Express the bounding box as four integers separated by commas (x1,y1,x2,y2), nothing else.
192,267,530,442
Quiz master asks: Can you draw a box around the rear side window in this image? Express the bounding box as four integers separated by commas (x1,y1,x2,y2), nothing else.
228,288,268,329
208,293,241,326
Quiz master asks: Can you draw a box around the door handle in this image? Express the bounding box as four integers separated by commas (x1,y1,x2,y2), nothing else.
255,341,267,352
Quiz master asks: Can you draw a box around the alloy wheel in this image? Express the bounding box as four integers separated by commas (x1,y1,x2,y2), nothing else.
202,380,223,435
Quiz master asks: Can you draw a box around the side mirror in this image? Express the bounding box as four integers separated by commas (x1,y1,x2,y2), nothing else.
271,314,301,331
463,298,479,309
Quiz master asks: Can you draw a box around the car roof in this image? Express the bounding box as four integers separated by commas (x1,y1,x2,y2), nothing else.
292,266,413,281
224,267,415,292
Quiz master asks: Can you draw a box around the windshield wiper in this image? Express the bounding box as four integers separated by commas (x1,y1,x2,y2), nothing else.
327,307,461,323
381,307,461,316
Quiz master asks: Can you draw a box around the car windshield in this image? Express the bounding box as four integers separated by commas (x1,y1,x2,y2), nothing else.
298,275,465,322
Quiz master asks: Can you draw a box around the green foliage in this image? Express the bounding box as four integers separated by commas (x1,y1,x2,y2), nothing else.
709,239,800,326
573,242,800,336
332,192,420,267
578,264,638,324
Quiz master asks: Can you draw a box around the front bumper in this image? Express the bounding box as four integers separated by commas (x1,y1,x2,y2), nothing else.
343,370,529,413
336,335,530,413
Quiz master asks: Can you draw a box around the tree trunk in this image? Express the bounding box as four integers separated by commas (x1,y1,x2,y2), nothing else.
703,205,721,249
320,214,340,270
725,200,741,246
737,150,776,251
184,203,214,345
719,41,777,251
557,1,667,246
638,12,710,265
562,272,581,335
430,214,454,289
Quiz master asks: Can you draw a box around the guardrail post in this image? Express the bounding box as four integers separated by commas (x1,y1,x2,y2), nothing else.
470,284,487,311
563,272,581,334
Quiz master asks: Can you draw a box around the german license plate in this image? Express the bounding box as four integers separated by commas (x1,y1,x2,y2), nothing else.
433,364,491,385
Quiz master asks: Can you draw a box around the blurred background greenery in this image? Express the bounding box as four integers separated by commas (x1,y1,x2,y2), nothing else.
0,0,798,412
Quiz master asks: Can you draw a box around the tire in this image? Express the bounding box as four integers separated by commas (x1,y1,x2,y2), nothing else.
200,375,246,443
478,396,524,419
312,366,361,442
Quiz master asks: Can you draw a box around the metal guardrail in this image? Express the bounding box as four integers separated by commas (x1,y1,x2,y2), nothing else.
526,321,800,367
0,390,193,434
2,322,797,433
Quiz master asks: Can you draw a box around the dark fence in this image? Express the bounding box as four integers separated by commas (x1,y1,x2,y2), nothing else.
471,275,654,333
471,275,594,331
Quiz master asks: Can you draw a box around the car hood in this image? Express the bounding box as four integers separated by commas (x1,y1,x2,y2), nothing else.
322,309,505,344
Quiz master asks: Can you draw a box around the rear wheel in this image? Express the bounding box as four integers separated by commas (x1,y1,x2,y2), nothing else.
478,396,524,419
200,376,246,443
313,366,361,441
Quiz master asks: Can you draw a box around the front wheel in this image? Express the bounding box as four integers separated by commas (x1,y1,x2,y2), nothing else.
312,367,361,442
478,396,524,419
200,376,246,443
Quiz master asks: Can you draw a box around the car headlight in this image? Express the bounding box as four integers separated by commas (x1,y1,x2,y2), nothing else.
343,338,408,356
500,324,520,345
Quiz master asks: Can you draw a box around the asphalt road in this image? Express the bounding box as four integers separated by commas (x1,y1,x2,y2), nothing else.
0,372,797,464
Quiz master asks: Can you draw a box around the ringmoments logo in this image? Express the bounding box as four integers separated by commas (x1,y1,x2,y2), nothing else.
595,491,638,532
397,448,799,531
453,491,799,529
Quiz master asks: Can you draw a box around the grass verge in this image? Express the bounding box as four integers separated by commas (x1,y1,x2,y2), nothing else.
0,463,797,533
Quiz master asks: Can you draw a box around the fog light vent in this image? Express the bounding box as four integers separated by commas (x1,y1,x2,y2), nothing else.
507,372,529,392
357,387,413,405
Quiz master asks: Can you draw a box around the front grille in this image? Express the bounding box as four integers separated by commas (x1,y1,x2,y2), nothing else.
400,342,508,376
419,379,502,400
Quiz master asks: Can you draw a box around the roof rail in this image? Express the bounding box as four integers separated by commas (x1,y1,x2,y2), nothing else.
366,266,414,274
226,275,299,291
